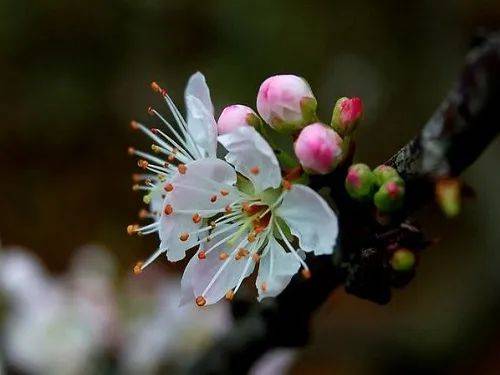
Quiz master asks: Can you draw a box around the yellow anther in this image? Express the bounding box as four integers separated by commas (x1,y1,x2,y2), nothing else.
133,261,143,275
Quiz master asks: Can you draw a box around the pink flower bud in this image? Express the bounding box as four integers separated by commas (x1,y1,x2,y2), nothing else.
294,123,343,175
217,105,260,135
256,75,317,132
331,97,363,136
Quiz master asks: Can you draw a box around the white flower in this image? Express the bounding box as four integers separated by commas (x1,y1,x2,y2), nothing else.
127,72,217,242
130,74,339,306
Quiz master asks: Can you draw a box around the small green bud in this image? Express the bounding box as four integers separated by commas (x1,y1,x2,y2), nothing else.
373,179,405,213
391,248,416,272
373,165,400,186
345,163,377,201
436,178,461,217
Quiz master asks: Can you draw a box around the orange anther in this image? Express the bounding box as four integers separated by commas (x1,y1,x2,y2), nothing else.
250,166,260,175
167,154,176,162
225,290,235,301
164,204,173,215
238,248,249,257
151,81,161,93
197,250,206,259
133,261,143,275
220,189,229,196
178,164,187,174
225,205,232,214
132,174,142,182
219,252,229,260
195,296,206,307
137,160,149,169
210,195,217,203
179,232,189,241
192,213,202,224
127,224,138,235
130,120,140,130
127,147,135,155
252,253,260,262
282,179,292,191
301,269,311,279
164,183,174,192
235,254,242,261
138,209,149,219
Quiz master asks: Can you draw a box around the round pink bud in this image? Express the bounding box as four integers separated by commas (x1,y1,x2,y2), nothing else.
256,75,317,132
332,97,363,136
217,105,260,135
294,123,343,175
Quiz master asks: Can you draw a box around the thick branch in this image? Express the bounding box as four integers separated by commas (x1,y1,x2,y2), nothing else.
188,33,500,375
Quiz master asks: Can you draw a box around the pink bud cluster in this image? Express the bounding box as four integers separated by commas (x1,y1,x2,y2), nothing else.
215,74,364,175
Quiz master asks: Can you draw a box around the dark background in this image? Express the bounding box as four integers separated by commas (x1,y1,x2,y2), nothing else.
1,1,499,373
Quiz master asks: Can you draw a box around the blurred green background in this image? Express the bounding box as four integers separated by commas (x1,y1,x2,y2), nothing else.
1,0,499,373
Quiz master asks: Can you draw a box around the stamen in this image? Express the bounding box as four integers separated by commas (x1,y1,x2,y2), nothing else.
130,120,140,130
225,290,234,300
276,221,310,273
178,164,187,174
201,237,248,298
210,195,217,203
179,232,190,242
140,248,165,270
301,269,312,279
282,179,292,191
225,205,232,214
195,296,206,307
261,282,268,292
137,160,149,169
219,252,229,260
164,204,173,215
150,81,167,96
132,122,192,164
192,213,202,224
238,248,249,257
250,166,260,175
198,250,206,259
220,189,229,196
133,261,143,275
164,183,174,192
127,224,139,235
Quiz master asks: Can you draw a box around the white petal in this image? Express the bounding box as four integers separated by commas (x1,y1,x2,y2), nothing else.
173,158,237,187
180,225,255,305
169,159,239,211
159,159,240,262
276,184,338,255
186,96,217,159
185,72,214,115
218,127,281,193
160,213,200,262
256,237,300,301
